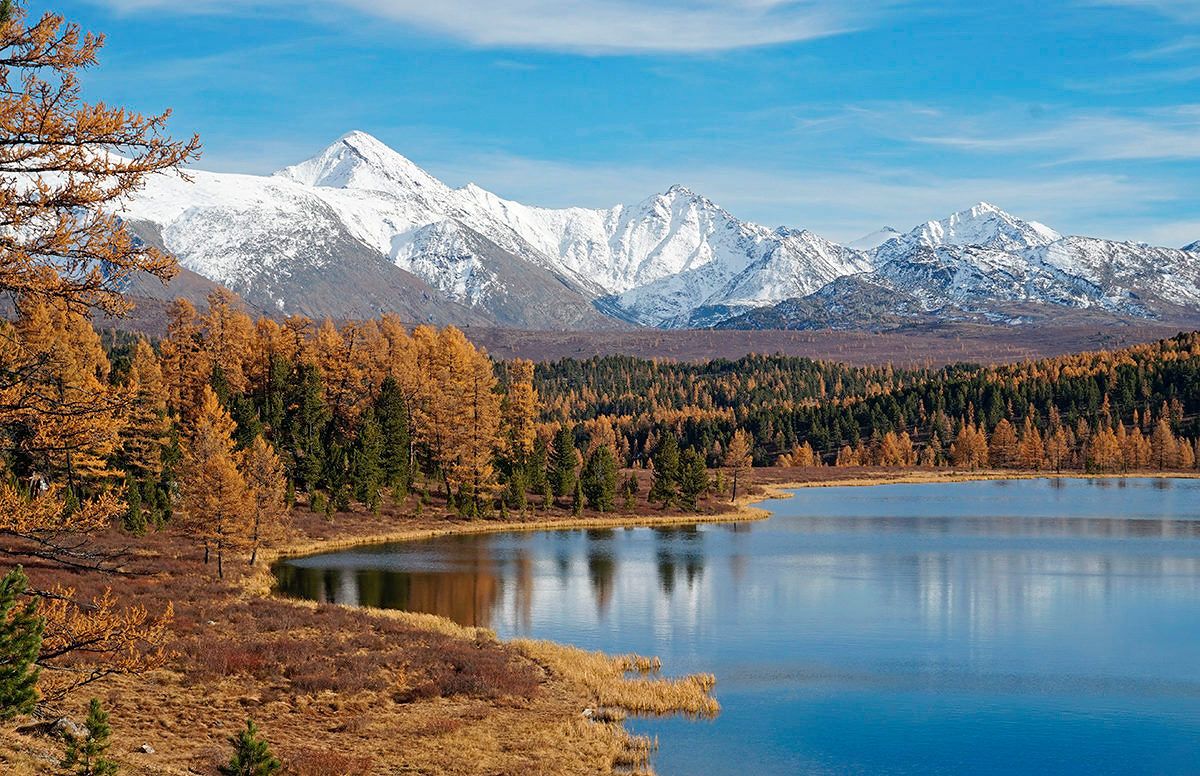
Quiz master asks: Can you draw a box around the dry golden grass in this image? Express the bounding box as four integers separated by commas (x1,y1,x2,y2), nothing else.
513,640,719,719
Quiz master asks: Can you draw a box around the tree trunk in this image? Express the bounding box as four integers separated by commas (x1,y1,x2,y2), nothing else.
217,547,224,579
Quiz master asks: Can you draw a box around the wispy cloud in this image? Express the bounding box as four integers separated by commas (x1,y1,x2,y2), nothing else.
915,107,1200,162
89,0,902,54
1087,0,1200,21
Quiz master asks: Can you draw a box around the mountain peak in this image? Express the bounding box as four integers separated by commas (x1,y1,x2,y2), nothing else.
846,226,902,251
274,131,445,194
907,202,1061,252
1184,240,1199,252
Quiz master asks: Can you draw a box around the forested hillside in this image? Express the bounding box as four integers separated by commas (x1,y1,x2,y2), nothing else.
534,334,1200,472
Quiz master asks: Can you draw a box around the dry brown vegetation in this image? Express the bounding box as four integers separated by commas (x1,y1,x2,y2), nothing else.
2,487,731,776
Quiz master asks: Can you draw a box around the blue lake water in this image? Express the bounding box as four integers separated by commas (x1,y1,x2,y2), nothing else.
274,478,1200,775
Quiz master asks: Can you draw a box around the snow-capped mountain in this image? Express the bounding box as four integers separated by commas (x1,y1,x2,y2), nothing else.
1184,240,1199,253
846,227,901,251
724,205,1200,330
119,131,1200,331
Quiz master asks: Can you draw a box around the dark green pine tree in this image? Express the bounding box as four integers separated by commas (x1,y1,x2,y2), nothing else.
527,436,550,496
648,434,681,508
504,466,529,511
581,445,618,513
0,566,42,722
283,363,329,491
621,473,639,512
62,698,117,776
220,719,281,776
548,425,578,499
572,478,584,516
351,408,384,505
376,377,411,494
122,473,145,535
679,448,710,512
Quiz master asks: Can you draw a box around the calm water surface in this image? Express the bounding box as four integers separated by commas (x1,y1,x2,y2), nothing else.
274,478,1200,775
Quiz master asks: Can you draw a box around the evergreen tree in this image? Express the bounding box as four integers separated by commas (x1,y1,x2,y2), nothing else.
282,363,328,491
581,445,618,513
220,719,281,776
572,478,583,516
621,473,639,512
548,425,578,499
376,377,411,493
351,408,385,504
648,434,680,508
62,698,118,776
679,448,709,512
0,566,42,721
122,474,145,535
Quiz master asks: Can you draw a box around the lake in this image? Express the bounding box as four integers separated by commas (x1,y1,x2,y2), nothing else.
273,478,1200,775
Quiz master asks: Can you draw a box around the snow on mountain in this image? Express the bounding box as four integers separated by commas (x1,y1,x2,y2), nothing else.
845,227,901,250
1184,240,1200,253
119,131,1200,331
897,202,1061,254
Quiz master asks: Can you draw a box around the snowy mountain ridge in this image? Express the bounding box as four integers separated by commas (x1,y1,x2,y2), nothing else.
118,131,1200,330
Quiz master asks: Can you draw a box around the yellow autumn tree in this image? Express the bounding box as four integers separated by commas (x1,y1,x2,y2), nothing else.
1017,416,1044,470
950,423,989,470
158,299,210,421
0,3,199,316
449,341,501,516
240,435,287,565
176,386,248,578
1150,416,1180,470
120,337,170,479
502,359,538,464
989,419,1019,469
1088,426,1122,472
199,288,254,396
724,429,753,502
9,298,122,492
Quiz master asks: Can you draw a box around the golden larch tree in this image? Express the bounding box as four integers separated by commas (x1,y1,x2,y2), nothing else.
10,297,121,491
176,386,248,578
724,429,753,502
120,337,169,479
0,3,199,315
240,435,287,565
502,359,538,463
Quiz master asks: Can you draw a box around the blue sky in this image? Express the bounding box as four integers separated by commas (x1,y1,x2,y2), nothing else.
58,0,1200,245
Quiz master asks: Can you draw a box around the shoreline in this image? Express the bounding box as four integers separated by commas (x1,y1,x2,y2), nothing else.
245,467,1199,775
263,467,1200,569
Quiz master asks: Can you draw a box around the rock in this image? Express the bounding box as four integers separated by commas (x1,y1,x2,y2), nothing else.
17,716,83,741
139,743,156,754
51,717,84,740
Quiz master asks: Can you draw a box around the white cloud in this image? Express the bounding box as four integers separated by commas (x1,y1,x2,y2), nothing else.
915,108,1200,162
1087,0,1200,21
89,0,899,53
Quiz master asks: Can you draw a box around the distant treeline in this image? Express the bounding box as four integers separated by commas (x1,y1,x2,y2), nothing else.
532,332,1200,472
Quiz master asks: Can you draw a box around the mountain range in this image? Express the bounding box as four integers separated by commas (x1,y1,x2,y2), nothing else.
118,131,1200,331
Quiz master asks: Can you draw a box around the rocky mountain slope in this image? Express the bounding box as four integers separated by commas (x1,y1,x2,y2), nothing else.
118,132,1200,331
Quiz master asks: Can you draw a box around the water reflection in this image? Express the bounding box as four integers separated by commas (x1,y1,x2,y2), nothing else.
274,478,1200,775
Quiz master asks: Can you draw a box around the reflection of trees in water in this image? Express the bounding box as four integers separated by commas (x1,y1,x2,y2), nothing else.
587,530,616,614
653,526,705,596
274,543,505,628
514,548,533,632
